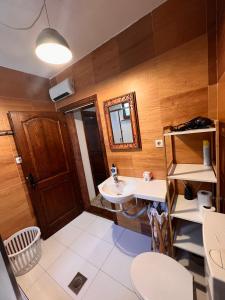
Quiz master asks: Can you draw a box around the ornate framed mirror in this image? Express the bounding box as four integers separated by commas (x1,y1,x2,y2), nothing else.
103,92,141,151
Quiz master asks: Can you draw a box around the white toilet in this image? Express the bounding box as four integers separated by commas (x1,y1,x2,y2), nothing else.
130,252,193,300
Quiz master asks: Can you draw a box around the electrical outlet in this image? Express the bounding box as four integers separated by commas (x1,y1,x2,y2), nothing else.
155,139,164,148
15,156,22,164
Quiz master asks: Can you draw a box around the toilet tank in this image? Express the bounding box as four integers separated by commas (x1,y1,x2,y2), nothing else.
203,212,225,300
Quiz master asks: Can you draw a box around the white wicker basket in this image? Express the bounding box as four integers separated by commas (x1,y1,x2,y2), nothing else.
4,226,41,277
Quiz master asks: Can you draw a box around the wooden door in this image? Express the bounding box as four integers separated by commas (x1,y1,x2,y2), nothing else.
8,111,82,239
81,110,108,193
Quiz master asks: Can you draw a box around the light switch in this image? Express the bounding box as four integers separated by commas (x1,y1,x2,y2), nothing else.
155,139,164,148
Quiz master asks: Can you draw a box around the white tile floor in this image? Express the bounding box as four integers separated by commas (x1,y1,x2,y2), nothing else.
17,212,151,300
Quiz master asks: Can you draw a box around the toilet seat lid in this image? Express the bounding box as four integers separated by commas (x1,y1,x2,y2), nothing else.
130,252,193,300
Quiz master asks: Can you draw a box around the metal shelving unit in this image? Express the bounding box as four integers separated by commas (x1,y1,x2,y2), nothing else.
163,120,220,257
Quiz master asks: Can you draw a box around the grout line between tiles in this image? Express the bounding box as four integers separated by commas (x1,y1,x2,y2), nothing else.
45,253,99,300
44,269,73,299
67,239,113,270
99,266,135,293
84,267,136,299
23,264,73,300
16,263,47,293
44,213,126,272
39,242,67,271
44,227,125,297
53,228,84,248
22,224,140,299
76,230,114,246
96,228,135,293
80,268,101,300
29,213,133,299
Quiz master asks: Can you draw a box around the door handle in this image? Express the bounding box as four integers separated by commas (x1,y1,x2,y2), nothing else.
26,173,36,189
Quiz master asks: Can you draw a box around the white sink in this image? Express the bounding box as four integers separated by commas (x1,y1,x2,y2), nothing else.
98,176,136,204
98,176,167,204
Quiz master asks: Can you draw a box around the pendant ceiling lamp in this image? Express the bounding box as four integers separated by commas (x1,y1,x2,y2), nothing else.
0,0,72,65
35,1,72,64
35,27,72,64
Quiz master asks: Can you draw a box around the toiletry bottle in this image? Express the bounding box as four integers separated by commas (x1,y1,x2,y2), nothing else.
111,164,117,176
184,183,194,200
203,140,211,166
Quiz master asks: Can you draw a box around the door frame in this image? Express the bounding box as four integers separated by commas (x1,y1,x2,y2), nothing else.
81,109,103,195
58,95,115,221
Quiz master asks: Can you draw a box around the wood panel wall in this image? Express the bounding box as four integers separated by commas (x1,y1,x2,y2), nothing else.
0,0,219,237
54,0,208,177
207,0,218,120
216,0,225,213
52,0,210,231
207,0,225,121
217,0,225,122
206,0,225,212
0,67,54,239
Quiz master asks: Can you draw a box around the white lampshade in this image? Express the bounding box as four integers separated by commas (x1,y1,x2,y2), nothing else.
35,28,72,64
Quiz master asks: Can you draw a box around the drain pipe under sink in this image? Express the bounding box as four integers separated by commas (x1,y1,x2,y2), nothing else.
121,205,148,219
100,196,149,219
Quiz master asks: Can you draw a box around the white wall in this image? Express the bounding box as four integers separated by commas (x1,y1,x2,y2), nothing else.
74,111,96,201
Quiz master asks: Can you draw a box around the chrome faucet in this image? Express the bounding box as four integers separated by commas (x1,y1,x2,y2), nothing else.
111,164,119,183
113,173,119,184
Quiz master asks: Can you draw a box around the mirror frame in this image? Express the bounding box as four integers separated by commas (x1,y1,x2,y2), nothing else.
103,92,141,151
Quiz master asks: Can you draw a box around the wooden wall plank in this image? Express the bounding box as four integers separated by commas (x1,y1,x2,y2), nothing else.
0,67,54,239
0,0,218,233
0,0,216,236
92,38,120,83
53,0,210,233
218,74,225,122
217,0,225,80
54,32,209,232
207,0,225,212
55,34,210,180
160,87,208,127
0,183,35,239
73,55,95,90
0,66,50,101
207,0,217,85
52,0,207,91
152,0,206,55
117,13,155,72
155,36,208,99
208,84,218,119
216,0,225,122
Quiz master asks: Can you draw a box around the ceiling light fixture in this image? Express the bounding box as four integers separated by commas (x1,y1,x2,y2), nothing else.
35,28,72,64
35,1,72,64
0,0,72,65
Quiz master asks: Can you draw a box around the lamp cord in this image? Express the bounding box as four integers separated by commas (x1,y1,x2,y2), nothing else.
44,1,51,28
0,0,49,31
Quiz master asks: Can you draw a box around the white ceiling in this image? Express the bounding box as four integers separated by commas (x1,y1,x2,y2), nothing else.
0,0,166,78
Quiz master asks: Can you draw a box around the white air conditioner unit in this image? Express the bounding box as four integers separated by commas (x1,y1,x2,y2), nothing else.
49,78,74,102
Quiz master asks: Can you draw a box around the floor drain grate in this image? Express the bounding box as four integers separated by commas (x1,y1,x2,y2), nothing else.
68,272,87,295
